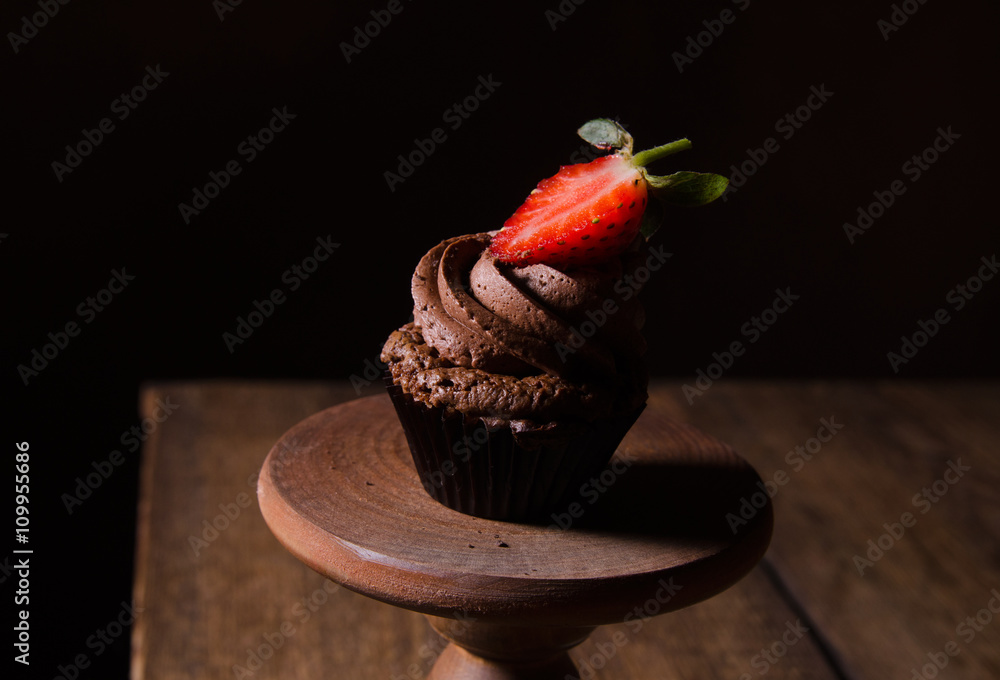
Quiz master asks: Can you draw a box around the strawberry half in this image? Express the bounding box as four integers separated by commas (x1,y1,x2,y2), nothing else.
490,119,728,269
491,155,648,268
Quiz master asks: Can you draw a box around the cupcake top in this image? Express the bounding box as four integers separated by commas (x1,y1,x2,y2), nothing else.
412,232,647,381
382,232,650,422
382,119,729,424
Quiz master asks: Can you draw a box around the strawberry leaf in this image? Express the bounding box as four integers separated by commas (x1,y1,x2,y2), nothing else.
577,119,633,154
645,171,729,207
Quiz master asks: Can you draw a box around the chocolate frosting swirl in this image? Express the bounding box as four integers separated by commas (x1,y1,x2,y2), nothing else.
411,232,647,381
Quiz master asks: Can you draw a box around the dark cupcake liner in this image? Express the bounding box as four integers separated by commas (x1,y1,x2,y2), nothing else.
384,376,645,521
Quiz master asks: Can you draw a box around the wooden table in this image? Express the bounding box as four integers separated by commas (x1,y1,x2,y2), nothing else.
131,381,1000,679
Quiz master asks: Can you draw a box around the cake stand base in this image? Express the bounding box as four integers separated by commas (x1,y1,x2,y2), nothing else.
258,395,772,680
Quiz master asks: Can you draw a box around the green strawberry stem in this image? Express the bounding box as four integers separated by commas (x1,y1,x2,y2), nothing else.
631,138,692,167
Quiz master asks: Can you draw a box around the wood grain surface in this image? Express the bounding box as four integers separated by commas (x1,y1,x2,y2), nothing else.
258,394,772,626
132,381,1000,680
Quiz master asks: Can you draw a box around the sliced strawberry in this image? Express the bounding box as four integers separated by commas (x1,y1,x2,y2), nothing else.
489,119,729,269
490,155,648,268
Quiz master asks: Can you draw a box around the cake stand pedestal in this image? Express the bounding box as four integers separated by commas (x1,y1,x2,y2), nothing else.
257,395,773,680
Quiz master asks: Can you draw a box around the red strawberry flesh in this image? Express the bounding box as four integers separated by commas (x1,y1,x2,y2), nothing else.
490,154,647,268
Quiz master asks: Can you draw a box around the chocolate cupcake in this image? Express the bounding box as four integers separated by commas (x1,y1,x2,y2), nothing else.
380,119,728,521
381,232,649,521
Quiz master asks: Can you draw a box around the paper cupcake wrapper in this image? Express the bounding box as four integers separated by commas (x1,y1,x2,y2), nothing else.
384,376,644,521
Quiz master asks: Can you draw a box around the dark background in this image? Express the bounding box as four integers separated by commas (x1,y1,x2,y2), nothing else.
4,0,998,676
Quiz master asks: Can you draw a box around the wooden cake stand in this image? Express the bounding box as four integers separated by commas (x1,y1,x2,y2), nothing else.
258,395,773,679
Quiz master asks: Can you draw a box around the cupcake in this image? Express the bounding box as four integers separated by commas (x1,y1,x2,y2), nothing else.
381,119,728,521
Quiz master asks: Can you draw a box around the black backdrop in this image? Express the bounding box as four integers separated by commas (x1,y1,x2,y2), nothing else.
5,0,999,676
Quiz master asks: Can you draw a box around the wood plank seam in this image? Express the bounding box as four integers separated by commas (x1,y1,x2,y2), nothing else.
760,558,855,680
